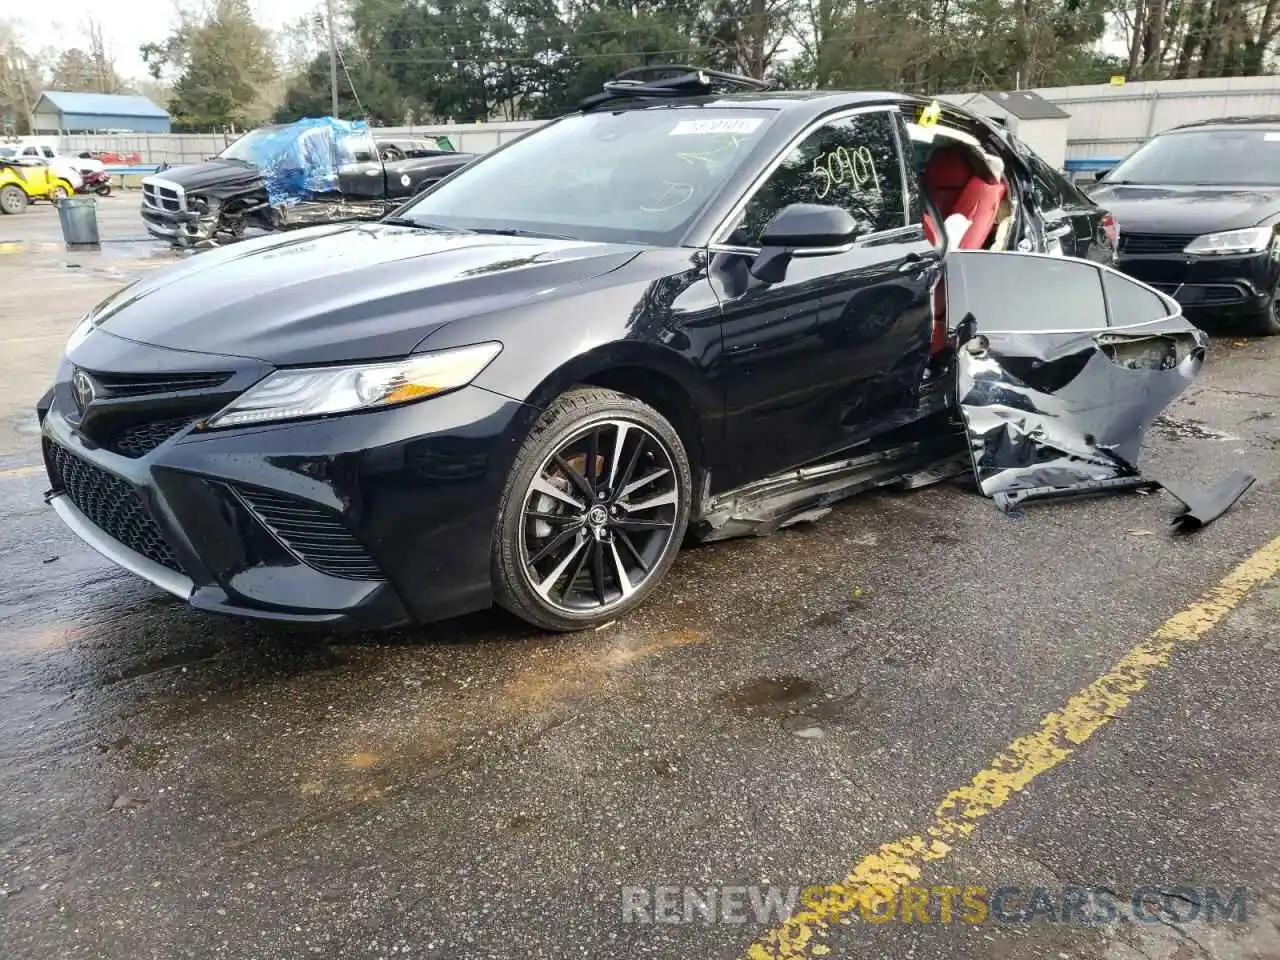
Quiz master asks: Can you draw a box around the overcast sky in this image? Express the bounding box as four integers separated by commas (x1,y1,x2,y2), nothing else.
11,0,320,82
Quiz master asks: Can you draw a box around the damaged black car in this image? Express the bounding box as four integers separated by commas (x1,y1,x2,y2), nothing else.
39,69,1235,632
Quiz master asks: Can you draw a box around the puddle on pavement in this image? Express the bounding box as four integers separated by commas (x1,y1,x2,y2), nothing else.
721,675,819,712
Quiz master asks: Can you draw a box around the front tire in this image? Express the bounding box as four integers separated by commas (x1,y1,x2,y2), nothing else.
1243,290,1280,336
492,387,692,631
0,185,27,214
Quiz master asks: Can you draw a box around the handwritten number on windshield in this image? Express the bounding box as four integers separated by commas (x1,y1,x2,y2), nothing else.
812,146,880,200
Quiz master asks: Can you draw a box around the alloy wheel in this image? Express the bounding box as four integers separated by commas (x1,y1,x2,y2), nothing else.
519,419,680,614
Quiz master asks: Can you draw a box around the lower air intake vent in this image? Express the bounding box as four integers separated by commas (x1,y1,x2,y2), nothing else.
43,438,183,572
232,485,383,581
107,417,193,458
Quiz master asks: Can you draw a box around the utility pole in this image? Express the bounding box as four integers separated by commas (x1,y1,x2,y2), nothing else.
326,0,339,118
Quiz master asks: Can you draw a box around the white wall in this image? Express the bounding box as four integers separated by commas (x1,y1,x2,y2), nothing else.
1033,75,1280,160
1013,117,1070,169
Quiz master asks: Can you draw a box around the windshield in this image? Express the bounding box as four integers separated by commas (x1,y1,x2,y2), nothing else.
1105,128,1280,185
217,128,282,164
394,108,777,243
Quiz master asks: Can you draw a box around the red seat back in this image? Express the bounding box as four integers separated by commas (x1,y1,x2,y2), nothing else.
952,176,1005,249
923,146,1005,249
923,147,972,219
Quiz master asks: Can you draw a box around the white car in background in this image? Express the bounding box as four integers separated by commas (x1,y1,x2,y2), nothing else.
4,139,103,181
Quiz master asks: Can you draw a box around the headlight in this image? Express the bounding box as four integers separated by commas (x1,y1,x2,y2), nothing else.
204,342,502,429
1183,226,1273,256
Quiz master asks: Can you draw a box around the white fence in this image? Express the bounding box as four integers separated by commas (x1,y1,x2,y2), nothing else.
1034,75,1280,160
52,74,1280,167
59,121,549,166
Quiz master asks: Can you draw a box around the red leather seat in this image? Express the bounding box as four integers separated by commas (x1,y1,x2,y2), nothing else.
923,147,1006,249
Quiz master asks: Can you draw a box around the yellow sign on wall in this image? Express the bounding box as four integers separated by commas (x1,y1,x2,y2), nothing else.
1110,75,1126,86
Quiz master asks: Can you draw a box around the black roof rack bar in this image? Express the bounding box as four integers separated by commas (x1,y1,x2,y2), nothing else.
580,65,774,111
611,65,773,90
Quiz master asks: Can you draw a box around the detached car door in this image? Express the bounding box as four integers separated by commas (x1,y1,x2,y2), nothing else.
946,252,1206,509
709,106,941,487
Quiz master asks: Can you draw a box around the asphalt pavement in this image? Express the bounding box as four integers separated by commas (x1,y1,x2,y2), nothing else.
0,197,1278,960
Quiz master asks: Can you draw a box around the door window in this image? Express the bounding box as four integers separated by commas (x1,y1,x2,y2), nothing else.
337,133,378,164
949,253,1107,330
1102,269,1171,325
726,110,907,246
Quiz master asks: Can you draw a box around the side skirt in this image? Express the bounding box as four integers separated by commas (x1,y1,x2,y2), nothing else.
691,433,971,543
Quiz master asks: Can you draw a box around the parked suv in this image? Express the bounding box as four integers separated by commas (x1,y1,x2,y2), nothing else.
1092,117,1280,336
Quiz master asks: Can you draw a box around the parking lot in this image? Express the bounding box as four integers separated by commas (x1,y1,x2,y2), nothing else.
1,196,1279,959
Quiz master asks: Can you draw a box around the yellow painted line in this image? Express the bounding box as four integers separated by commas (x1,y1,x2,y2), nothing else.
745,536,1280,960
0,465,42,479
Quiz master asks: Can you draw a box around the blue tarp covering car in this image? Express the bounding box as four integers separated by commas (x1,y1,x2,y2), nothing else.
238,116,361,207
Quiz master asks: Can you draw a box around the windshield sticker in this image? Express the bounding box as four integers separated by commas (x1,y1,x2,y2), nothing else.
1265,133,1280,141
812,145,881,200
669,118,763,136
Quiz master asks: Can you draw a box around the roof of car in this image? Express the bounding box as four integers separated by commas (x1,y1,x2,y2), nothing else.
1169,115,1280,131
583,89,910,115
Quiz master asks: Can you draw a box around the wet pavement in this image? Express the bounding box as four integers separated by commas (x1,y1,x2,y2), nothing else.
1,202,1279,959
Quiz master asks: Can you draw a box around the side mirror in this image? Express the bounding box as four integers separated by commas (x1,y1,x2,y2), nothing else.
750,203,861,284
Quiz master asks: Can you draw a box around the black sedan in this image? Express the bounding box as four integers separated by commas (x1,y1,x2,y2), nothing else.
1092,117,1280,336
38,70,1199,632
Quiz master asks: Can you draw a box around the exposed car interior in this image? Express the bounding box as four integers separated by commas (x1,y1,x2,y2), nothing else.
906,120,1018,251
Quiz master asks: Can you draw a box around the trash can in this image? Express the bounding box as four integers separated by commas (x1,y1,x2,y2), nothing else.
57,196,101,249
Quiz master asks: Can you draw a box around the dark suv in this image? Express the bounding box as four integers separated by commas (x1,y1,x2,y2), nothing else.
1091,117,1280,336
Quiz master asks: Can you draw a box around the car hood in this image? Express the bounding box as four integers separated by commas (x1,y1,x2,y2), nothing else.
1090,183,1280,234
152,159,264,193
86,223,644,365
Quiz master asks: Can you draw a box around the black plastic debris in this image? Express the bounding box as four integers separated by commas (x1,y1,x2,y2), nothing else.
1160,472,1257,533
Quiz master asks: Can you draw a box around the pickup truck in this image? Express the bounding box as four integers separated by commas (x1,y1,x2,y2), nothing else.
2,139,105,175
139,118,475,246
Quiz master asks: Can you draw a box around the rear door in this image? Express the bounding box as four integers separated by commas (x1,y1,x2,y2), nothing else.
709,106,942,488
946,251,1206,510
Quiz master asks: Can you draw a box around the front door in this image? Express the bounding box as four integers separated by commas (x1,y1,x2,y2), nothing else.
335,131,385,203
947,251,1206,509
709,107,941,489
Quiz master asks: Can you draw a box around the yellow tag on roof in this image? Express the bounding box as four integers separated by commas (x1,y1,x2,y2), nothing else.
1110,75,1126,86
919,101,941,128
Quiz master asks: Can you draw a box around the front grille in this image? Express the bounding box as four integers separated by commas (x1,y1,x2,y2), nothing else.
142,181,184,212
43,438,182,573
90,370,231,398
1118,232,1197,255
107,417,193,458
232,485,383,581
1176,283,1250,306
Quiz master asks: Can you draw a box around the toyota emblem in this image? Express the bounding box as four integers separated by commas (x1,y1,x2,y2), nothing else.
71,369,95,414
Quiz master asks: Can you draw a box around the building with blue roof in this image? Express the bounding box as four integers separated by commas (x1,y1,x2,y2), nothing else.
32,92,171,134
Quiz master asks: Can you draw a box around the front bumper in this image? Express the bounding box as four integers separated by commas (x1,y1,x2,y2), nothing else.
140,205,209,242
1116,248,1279,322
41,382,537,628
